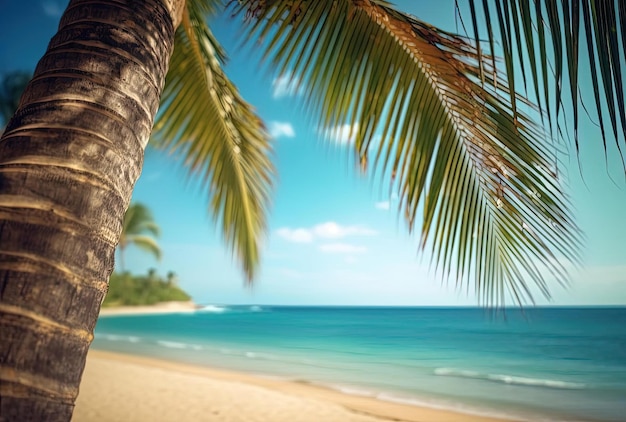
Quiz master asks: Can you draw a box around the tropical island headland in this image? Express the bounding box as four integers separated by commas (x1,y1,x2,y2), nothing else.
99,270,198,317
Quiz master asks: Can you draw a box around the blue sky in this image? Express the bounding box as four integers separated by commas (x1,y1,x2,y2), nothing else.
1,1,625,306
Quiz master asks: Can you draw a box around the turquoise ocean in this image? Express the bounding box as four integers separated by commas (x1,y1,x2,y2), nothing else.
92,306,626,421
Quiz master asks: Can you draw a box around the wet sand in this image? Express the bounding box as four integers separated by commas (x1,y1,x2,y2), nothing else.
73,350,515,422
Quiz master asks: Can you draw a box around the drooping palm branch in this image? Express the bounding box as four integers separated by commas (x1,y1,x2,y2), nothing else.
119,203,162,272
464,0,625,160
152,0,274,282
230,0,582,305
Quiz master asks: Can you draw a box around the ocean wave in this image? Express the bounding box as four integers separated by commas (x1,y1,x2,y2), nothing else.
157,340,204,351
196,305,228,313
378,392,439,406
99,334,141,343
245,351,276,359
216,348,322,369
219,348,277,361
434,368,481,377
335,385,377,397
320,385,530,421
434,367,586,390
375,393,535,422
195,304,268,314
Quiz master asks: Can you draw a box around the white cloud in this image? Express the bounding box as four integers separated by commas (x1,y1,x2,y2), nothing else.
375,201,390,211
276,228,313,243
272,72,302,99
42,1,63,17
275,221,377,243
269,121,295,139
319,243,367,254
322,123,359,145
313,221,376,238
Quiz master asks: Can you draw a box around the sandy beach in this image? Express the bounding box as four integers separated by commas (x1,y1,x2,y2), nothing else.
98,301,198,317
73,350,514,422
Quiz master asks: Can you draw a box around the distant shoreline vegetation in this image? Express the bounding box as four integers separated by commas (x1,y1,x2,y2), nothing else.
103,270,191,308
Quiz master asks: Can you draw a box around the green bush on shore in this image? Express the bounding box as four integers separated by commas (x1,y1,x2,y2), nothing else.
102,270,191,307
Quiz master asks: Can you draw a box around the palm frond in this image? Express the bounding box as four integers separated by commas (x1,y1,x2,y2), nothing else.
466,0,626,161
125,235,162,261
123,203,160,237
232,0,581,305
152,0,274,282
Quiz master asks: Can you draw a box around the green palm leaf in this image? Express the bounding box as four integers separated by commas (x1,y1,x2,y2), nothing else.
152,0,274,282
123,204,160,239
119,203,162,270
232,0,581,305
123,235,162,261
466,0,626,159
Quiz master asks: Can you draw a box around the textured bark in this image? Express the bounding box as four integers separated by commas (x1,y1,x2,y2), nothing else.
0,0,178,420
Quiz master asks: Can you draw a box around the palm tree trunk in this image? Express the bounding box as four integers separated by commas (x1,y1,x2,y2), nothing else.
0,0,182,420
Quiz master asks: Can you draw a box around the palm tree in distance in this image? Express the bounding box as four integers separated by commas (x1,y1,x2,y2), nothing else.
166,271,178,286
0,0,623,419
117,203,162,273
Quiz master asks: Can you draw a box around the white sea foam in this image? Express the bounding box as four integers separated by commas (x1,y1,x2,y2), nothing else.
374,392,537,421
314,384,534,422
196,305,228,313
157,340,188,349
487,374,585,389
216,347,321,369
434,368,480,377
156,340,204,350
157,340,204,350
219,348,271,360
243,351,281,361
434,367,585,390
100,334,141,343
334,385,376,397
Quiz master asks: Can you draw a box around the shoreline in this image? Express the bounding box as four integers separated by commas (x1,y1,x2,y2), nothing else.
74,349,517,422
98,301,198,317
